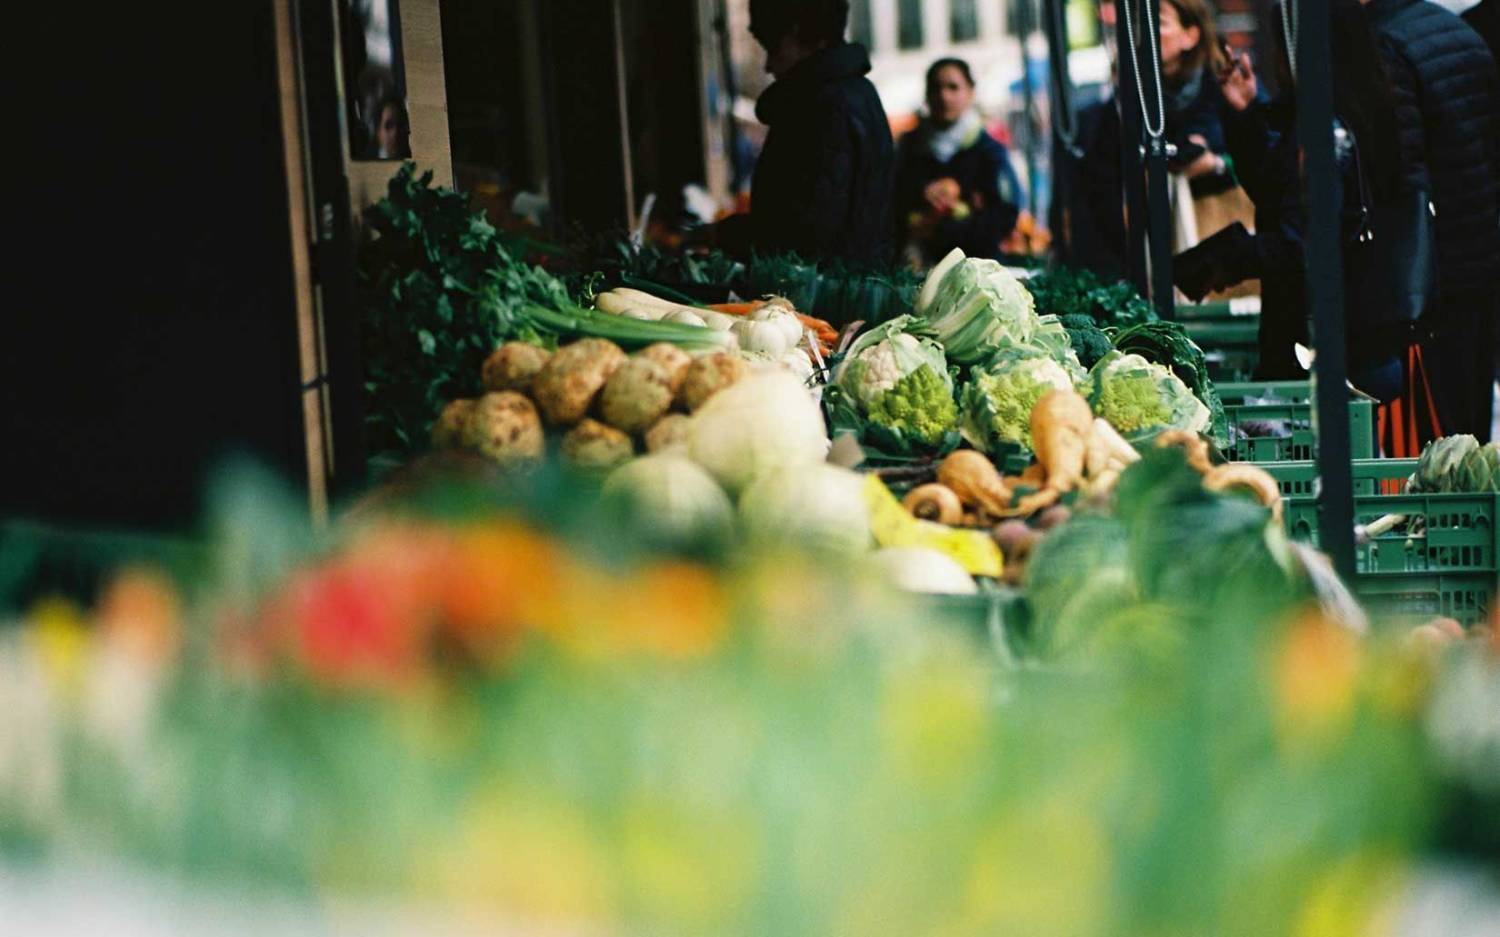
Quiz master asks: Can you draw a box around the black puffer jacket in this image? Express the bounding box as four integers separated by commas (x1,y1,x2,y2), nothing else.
1368,0,1500,300
733,43,895,266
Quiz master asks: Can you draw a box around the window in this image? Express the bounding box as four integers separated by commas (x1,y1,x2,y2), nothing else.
898,0,924,49
850,0,874,50
951,0,980,43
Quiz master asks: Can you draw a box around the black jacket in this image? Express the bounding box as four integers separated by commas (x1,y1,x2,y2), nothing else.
1178,99,1405,387
893,121,1021,263
1368,0,1500,303
1464,0,1500,81
1217,98,1311,379
726,43,894,266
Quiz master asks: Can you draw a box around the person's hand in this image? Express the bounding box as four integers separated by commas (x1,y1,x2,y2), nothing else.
1217,50,1257,113
924,178,961,214
1181,137,1225,179
1174,222,1252,300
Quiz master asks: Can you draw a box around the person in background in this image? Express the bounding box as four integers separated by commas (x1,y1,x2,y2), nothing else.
711,0,894,266
1175,0,1411,400
1157,0,1232,181
373,93,410,160
1365,0,1500,443
1074,0,1233,274
1460,0,1499,65
894,58,1023,265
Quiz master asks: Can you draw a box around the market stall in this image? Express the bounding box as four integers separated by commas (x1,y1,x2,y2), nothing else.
5,0,1499,932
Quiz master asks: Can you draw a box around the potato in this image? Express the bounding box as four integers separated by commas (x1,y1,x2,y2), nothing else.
482,341,552,393
678,352,749,412
463,392,544,467
532,339,627,425
561,418,634,471
431,399,477,449
635,343,693,396
599,358,675,435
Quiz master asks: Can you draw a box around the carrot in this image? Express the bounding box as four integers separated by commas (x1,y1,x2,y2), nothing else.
707,301,836,351
705,302,765,316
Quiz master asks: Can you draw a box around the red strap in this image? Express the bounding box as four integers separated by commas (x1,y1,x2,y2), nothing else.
1412,345,1445,440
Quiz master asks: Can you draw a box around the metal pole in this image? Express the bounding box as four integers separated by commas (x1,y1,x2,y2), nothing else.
1296,0,1357,581
1019,0,1040,218
1113,1,1150,294
1144,138,1175,320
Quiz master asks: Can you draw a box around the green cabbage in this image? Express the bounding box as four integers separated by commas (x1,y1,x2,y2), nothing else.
915,252,1040,364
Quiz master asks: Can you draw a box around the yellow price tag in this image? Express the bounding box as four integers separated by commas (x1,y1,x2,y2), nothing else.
862,475,1004,578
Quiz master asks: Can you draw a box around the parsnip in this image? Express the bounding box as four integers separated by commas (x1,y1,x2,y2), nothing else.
1030,390,1093,493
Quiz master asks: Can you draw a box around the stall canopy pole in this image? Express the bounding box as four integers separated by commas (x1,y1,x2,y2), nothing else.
1119,0,1176,319
1045,0,1082,159
1291,0,1357,580
1018,0,1040,218
1113,0,1151,296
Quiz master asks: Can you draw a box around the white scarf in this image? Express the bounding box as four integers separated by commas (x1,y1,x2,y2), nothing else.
927,110,984,164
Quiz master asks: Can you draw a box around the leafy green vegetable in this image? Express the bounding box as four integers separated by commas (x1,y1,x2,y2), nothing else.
915,253,1039,364
1058,314,1113,370
359,164,571,456
1024,266,1156,329
1022,448,1306,660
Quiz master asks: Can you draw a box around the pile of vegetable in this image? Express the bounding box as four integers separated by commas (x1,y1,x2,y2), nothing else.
825,316,960,453
362,167,749,458
900,249,1223,460
432,336,793,472
1407,435,1500,494
1022,265,1157,330
593,287,835,362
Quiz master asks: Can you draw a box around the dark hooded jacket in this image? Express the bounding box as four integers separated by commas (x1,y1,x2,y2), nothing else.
1367,0,1500,301
725,43,895,266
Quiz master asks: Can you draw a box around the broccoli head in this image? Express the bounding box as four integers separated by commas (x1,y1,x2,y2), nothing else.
867,364,959,446
1059,314,1113,370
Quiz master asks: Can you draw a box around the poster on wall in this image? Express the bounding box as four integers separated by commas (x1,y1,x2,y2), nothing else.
340,0,411,160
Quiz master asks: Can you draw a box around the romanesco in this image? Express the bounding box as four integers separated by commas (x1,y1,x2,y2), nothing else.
1094,373,1173,434
867,365,959,446
959,355,1077,452
1088,352,1210,438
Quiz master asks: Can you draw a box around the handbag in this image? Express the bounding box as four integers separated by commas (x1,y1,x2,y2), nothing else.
1341,127,1437,360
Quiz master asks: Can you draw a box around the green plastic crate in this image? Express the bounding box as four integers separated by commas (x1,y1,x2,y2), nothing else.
1262,461,1497,624
1354,571,1497,626
1175,299,1262,321
1217,381,1313,404
1204,348,1259,384
1222,399,1375,461
1264,459,1414,507
1183,320,1261,346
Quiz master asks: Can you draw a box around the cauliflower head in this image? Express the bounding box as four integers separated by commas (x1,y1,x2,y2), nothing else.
834,316,951,403
1088,352,1210,438
959,354,1077,452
